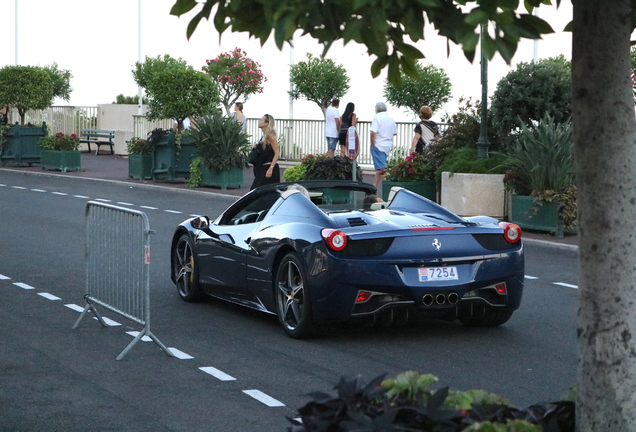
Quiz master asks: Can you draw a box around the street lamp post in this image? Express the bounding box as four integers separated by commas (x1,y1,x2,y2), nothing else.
476,23,490,158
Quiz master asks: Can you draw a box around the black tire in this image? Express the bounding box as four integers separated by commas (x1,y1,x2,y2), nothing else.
459,308,514,327
173,234,204,302
275,253,314,338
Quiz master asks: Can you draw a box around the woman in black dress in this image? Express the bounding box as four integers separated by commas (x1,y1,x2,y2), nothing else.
250,114,280,190
338,102,358,156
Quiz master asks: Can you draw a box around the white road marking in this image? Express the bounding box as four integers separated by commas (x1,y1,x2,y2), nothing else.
73,195,90,199
199,366,236,381
117,202,134,206
13,282,34,290
94,198,111,202
52,192,67,196
554,282,578,289
165,210,182,214
524,275,538,279
242,390,285,407
11,186,26,189
0,274,10,280
98,317,122,326
126,331,152,342
31,189,46,192
0,184,6,186
65,304,85,312
168,348,194,360
37,292,61,300
140,205,157,210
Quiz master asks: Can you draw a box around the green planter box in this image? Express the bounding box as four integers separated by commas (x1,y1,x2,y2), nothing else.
382,180,437,202
1,123,47,166
128,154,153,180
511,195,569,237
151,133,200,181
40,150,81,172
200,166,244,189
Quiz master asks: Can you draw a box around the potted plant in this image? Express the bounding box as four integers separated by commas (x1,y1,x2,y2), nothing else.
382,151,436,202
127,136,154,180
187,113,250,189
437,146,507,217
0,64,71,166
39,132,81,172
503,115,576,237
133,55,220,182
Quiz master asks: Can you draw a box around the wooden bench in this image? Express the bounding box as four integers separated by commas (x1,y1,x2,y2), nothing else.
80,129,116,155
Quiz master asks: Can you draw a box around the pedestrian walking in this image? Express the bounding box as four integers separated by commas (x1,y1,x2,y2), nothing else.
369,102,397,187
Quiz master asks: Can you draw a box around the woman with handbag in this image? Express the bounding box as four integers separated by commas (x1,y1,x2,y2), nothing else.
250,114,280,190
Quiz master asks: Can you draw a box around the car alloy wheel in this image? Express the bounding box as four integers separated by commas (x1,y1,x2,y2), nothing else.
275,253,313,338
174,234,203,302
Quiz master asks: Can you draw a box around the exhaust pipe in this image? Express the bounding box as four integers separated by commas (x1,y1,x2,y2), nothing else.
448,292,459,304
422,294,434,306
435,294,446,305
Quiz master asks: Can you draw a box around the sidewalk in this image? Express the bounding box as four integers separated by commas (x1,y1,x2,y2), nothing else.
0,152,578,248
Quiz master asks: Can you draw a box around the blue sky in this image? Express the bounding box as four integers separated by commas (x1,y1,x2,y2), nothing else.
0,0,573,123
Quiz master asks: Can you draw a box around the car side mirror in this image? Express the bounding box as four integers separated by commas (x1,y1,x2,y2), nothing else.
191,216,210,230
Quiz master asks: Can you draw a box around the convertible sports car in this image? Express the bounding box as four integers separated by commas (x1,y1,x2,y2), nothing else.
170,180,524,338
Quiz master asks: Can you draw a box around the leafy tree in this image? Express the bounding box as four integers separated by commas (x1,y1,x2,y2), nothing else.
113,94,149,104
490,55,571,138
289,53,350,116
202,48,266,116
0,63,72,126
383,63,451,118
43,63,73,103
171,0,636,429
0,66,54,126
133,55,219,130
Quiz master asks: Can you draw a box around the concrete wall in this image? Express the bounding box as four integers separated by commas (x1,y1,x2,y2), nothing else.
440,172,505,218
97,104,148,155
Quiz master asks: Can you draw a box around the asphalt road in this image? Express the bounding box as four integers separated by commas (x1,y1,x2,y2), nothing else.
0,170,579,432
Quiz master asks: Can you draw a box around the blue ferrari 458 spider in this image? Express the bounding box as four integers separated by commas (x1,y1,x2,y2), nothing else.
170,180,524,338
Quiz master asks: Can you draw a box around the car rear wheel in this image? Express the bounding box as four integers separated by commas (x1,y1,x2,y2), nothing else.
173,234,204,302
275,253,314,338
459,308,513,327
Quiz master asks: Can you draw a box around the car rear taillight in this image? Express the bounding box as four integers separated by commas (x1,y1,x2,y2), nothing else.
499,222,521,243
321,229,348,251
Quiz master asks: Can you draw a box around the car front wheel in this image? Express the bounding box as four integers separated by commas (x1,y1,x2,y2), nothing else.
173,234,204,302
275,253,314,338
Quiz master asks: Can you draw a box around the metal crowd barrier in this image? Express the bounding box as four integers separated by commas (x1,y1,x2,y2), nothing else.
73,201,174,360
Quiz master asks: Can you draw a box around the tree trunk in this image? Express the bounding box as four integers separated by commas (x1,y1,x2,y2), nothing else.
573,1,636,430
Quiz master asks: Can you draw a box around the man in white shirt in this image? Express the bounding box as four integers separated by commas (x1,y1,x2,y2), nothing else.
369,102,397,186
324,99,341,156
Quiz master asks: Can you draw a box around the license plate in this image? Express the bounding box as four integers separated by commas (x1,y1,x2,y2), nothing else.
418,266,458,282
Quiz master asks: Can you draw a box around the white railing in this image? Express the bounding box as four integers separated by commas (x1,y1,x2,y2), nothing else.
8,106,98,136
18,106,447,163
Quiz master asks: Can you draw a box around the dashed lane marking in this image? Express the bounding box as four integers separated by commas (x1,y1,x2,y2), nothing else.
524,275,538,279
554,282,578,289
164,210,182,214
116,202,134,206
37,292,61,301
0,274,10,280
31,189,47,192
242,390,285,407
168,348,194,360
64,304,85,313
52,192,67,196
73,195,90,199
140,205,158,210
13,282,34,290
11,186,26,189
199,366,236,381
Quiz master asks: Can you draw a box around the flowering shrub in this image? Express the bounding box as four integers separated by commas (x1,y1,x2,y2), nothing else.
384,151,434,182
126,137,154,155
300,154,362,181
203,48,266,115
39,132,80,151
